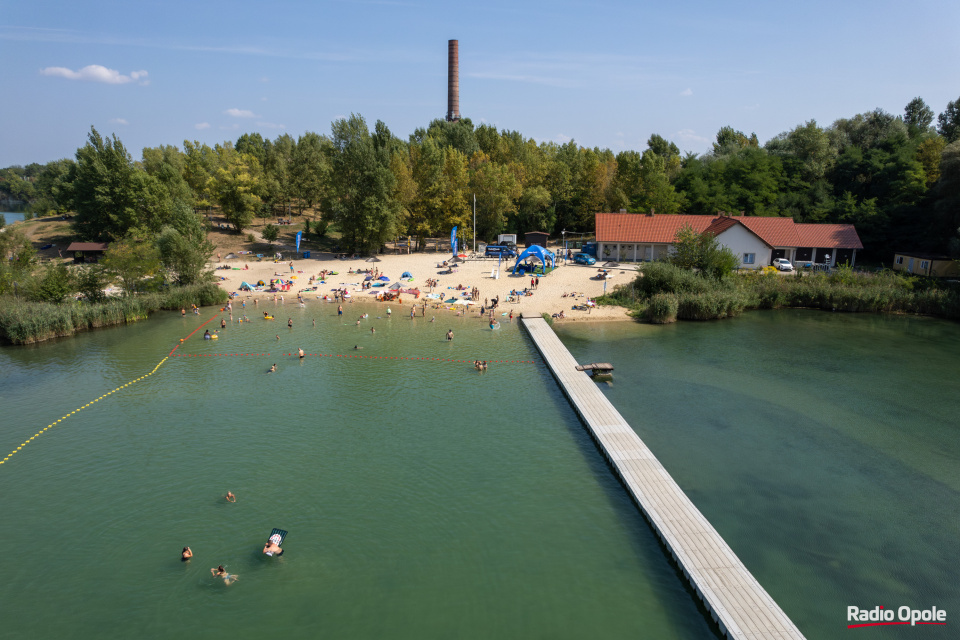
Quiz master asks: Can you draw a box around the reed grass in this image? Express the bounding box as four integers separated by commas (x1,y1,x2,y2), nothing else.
600,262,960,323
0,283,228,344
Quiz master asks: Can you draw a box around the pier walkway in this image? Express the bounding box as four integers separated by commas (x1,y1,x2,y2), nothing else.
522,316,806,640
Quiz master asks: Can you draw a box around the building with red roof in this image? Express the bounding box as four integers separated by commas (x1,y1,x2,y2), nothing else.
595,212,862,269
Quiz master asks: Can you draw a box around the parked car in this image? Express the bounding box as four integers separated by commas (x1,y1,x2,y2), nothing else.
773,258,794,271
574,253,597,265
485,245,517,258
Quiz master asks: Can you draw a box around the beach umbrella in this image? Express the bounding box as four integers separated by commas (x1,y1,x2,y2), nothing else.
602,261,620,268
389,283,403,290
366,256,381,262
401,271,413,278
450,256,465,263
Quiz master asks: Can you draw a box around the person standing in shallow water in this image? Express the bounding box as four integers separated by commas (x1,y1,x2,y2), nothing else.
181,547,193,561
446,329,454,341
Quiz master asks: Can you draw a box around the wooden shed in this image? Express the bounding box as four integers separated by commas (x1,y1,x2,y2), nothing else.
524,231,549,248
67,242,109,263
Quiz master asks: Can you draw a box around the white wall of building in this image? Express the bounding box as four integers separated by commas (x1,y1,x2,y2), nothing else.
714,225,771,269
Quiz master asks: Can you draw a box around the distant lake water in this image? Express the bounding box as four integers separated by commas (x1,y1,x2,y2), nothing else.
1,307,957,639
1,210,25,224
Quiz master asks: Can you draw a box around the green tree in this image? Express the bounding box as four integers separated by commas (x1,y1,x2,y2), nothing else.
904,97,934,137
156,226,214,285
291,132,332,215
33,158,75,214
29,261,75,304
325,114,400,254
0,227,36,296
100,234,162,295
70,127,172,240
76,265,109,303
668,224,739,279
261,223,279,244
937,97,960,142
208,144,263,233
635,149,684,215
915,136,947,187
712,126,759,155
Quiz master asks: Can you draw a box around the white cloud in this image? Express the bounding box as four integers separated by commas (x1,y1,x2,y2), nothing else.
555,133,572,143
194,122,211,130
109,118,128,125
679,88,693,97
39,65,149,85
224,108,255,118
673,129,711,145
256,121,285,129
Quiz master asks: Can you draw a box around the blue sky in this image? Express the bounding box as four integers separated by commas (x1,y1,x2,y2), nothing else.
2,0,958,167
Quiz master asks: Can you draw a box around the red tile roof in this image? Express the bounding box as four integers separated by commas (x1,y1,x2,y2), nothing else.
596,214,714,244
595,213,863,249
736,216,801,247
795,224,863,249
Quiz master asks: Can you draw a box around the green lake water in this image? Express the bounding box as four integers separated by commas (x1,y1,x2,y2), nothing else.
557,311,960,639
0,304,716,640
1,305,957,639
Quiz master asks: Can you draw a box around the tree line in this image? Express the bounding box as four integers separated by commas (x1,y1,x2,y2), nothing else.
3,94,960,259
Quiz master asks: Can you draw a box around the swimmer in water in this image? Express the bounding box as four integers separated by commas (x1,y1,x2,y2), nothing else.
371,327,376,334
356,319,361,326
276,335,280,340
221,319,226,328
446,329,454,340
430,317,435,322
211,565,238,585
353,345,363,349
288,318,293,328
181,546,193,561
269,364,277,373
225,491,236,503
298,347,305,359
263,539,283,557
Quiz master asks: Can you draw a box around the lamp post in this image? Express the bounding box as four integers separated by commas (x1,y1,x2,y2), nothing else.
561,230,566,263
472,193,476,253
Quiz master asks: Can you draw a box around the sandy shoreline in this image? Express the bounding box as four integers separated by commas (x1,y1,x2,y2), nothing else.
212,250,637,323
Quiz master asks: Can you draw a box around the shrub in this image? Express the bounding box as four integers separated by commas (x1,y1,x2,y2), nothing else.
633,261,713,298
645,293,678,323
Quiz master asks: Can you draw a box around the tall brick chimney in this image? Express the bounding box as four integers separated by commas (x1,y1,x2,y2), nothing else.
446,39,461,122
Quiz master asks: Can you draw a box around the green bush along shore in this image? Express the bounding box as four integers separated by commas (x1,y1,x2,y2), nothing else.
600,261,960,324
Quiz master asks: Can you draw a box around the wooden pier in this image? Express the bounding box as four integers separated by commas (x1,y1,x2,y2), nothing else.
521,316,806,640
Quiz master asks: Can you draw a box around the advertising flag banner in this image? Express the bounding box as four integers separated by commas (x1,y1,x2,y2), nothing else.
451,226,458,257
296,231,302,254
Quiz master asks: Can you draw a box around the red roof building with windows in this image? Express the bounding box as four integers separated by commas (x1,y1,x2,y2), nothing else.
594,212,862,268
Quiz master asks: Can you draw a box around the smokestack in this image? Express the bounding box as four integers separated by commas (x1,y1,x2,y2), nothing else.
447,39,460,122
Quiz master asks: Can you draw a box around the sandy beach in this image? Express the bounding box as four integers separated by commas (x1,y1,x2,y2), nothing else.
212,250,636,322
